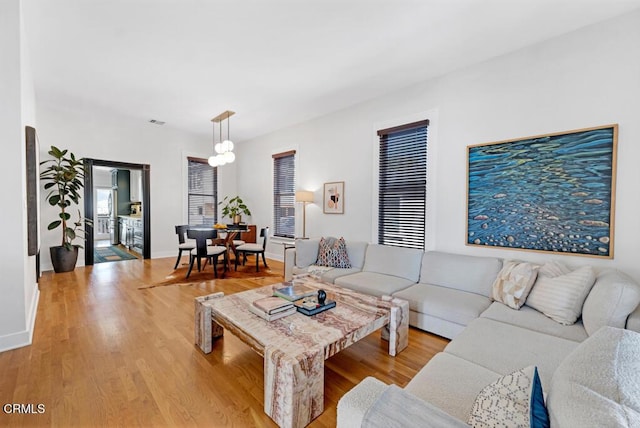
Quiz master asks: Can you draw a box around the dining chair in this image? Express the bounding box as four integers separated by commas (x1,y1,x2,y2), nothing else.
235,227,269,272
174,225,195,269
186,228,228,278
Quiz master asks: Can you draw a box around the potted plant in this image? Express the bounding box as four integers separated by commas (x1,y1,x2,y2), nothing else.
40,146,88,272
219,195,252,224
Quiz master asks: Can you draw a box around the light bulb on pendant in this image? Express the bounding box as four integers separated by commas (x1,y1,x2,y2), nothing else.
217,154,227,166
208,155,219,167
223,151,235,163
222,140,234,152
215,143,223,154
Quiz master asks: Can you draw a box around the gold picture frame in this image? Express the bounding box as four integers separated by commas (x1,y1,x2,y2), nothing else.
466,124,617,258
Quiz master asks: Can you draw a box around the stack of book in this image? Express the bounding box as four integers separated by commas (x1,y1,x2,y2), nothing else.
249,296,296,321
273,283,317,301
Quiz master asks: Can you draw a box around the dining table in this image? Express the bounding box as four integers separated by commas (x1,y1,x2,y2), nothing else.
189,224,249,273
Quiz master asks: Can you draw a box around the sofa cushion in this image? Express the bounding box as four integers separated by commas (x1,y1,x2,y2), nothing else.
582,269,640,336
295,238,320,267
547,327,640,427
408,311,467,340
316,236,351,268
444,318,579,390
405,352,502,422
467,366,549,428
345,241,368,270
480,302,588,342
419,251,503,298
361,244,423,282
394,283,491,328
335,272,415,297
317,267,361,284
491,261,540,309
525,265,596,325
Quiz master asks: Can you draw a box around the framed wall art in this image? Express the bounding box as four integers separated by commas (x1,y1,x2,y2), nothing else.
323,181,344,214
26,126,38,257
466,124,617,258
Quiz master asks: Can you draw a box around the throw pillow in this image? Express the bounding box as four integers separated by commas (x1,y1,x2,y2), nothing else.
468,365,549,428
316,237,351,268
525,266,596,325
537,260,572,278
492,261,540,309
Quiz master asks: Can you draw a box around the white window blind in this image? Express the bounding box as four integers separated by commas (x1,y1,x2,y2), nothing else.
273,150,296,238
378,120,428,250
187,157,218,226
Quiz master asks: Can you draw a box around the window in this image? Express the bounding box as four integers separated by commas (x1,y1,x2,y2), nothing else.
273,150,296,238
378,120,428,250
187,157,218,226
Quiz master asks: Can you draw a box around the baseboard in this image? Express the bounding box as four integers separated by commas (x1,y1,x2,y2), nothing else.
0,286,40,353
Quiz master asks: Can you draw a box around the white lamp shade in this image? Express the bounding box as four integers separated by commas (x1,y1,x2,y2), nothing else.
214,143,223,154
222,140,234,152
208,155,219,166
295,190,314,203
223,151,235,163
217,154,227,166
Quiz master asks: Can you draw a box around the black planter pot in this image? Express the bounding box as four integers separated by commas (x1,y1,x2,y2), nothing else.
50,245,79,273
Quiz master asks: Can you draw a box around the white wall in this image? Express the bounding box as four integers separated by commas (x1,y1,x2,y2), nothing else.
238,10,640,281
36,103,215,269
0,0,39,352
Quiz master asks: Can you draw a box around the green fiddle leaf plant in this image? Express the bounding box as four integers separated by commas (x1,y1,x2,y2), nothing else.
40,146,89,250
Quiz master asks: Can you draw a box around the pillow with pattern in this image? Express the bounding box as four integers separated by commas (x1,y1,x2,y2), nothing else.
492,261,540,309
316,237,351,268
468,366,550,428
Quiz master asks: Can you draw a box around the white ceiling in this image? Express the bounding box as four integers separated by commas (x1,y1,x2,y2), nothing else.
22,0,640,143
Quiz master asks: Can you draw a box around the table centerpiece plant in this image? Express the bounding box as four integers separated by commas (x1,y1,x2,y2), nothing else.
219,195,251,224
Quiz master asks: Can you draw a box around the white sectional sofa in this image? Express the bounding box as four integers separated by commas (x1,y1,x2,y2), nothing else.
284,238,640,426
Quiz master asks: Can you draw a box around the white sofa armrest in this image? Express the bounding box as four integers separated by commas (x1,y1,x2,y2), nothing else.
284,247,296,281
338,377,469,428
337,377,388,427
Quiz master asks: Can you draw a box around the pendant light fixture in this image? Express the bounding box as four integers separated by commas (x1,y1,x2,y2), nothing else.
208,110,236,167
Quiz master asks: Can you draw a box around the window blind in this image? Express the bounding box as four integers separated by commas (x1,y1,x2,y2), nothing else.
187,157,217,226
378,120,428,250
273,151,296,238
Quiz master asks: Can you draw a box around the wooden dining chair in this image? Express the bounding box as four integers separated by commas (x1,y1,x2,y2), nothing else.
234,227,269,272
186,229,228,278
174,225,195,269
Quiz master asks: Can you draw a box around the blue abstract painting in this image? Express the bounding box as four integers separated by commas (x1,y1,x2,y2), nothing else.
467,125,617,258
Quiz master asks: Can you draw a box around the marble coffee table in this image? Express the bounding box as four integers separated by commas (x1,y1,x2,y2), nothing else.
194,276,409,428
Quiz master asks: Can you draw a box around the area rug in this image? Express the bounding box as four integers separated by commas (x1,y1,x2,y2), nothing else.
94,245,138,263
139,264,282,289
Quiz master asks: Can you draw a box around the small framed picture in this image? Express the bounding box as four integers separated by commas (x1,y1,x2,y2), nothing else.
323,181,344,214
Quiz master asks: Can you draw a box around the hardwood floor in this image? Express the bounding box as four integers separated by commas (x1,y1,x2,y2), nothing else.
0,256,449,427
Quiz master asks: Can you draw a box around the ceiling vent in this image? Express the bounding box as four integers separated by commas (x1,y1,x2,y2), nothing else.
149,119,165,125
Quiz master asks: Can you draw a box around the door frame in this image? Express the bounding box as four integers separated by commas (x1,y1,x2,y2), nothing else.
84,159,151,265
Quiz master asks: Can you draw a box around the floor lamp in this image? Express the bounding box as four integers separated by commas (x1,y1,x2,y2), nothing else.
295,190,314,238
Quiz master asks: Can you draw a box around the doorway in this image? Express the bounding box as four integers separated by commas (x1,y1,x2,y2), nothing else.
84,159,151,265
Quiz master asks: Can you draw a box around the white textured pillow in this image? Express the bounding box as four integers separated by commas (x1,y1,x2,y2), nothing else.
538,260,572,278
526,265,596,325
492,261,540,309
582,269,640,336
547,327,640,427
468,365,549,428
